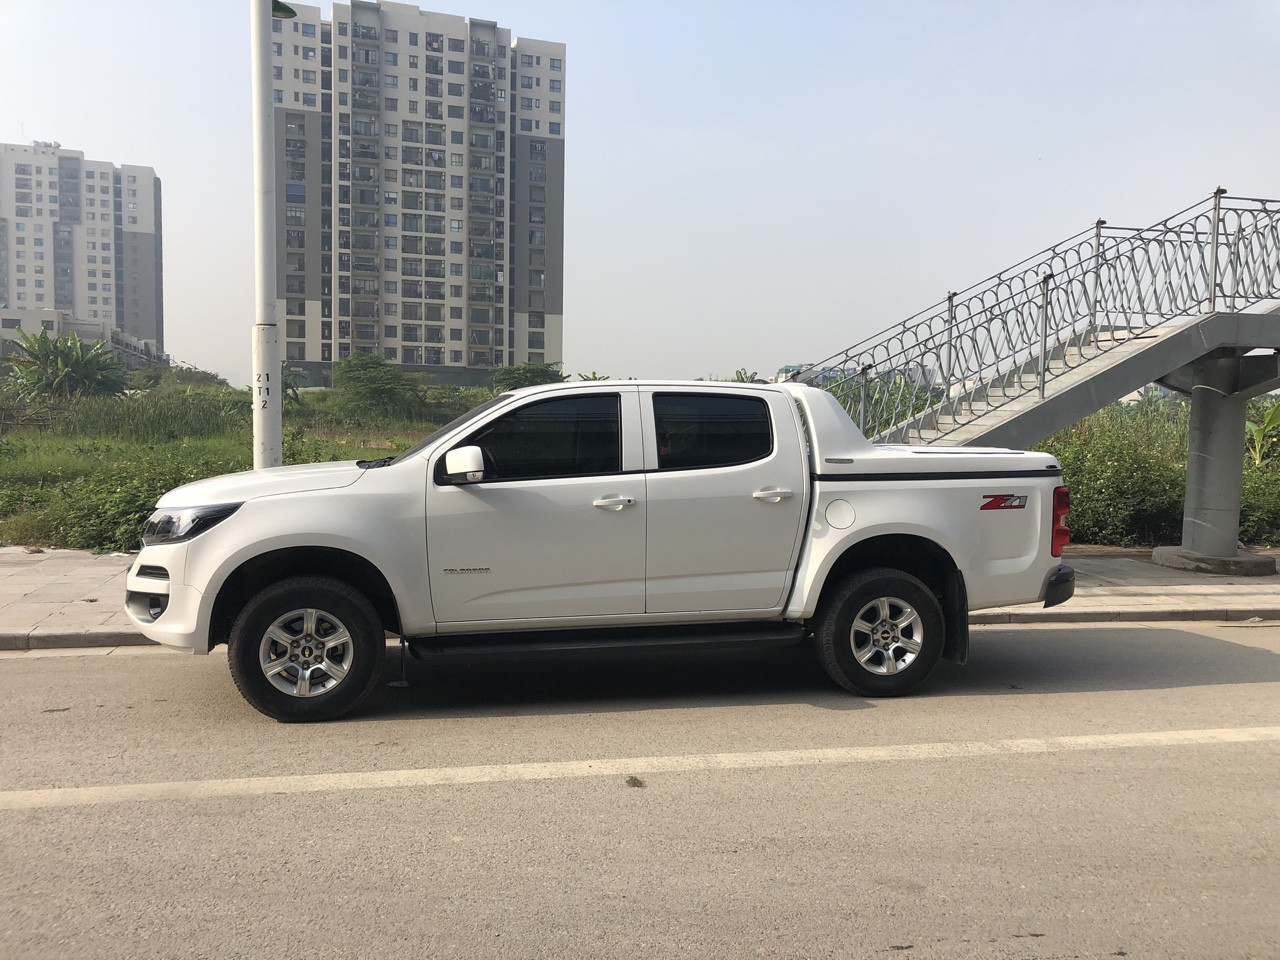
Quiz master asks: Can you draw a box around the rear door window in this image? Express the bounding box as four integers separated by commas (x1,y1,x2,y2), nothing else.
653,393,772,470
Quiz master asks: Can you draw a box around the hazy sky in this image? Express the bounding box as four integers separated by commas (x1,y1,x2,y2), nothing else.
3,1,1278,385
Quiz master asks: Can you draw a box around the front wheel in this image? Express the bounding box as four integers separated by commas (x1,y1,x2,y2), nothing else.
228,576,386,722
813,568,944,697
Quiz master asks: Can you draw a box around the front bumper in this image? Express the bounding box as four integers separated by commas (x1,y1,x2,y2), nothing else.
1042,564,1075,608
124,550,208,654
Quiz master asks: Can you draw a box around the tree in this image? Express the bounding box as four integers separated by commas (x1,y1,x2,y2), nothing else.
1245,398,1280,468
577,371,610,381
279,362,302,409
4,330,126,400
491,362,568,392
331,352,421,424
129,362,230,392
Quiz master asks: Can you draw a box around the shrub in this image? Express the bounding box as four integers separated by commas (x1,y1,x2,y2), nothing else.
1039,402,1188,546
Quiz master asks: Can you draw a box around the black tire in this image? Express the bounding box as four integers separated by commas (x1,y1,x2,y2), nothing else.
228,576,386,722
813,568,944,697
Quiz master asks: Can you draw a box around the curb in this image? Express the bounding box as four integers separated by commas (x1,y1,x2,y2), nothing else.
970,608,1280,625
0,630,157,652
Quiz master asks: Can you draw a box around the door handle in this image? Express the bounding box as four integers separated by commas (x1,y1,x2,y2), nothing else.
593,496,637,511
753,488,794,503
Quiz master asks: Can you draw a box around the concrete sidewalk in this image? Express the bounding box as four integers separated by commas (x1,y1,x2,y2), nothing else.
0,544,1277,653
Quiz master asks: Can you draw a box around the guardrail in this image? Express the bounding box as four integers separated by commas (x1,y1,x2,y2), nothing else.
792,191,1280,441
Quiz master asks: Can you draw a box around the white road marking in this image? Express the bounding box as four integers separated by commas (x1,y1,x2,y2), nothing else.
2,726,1277,811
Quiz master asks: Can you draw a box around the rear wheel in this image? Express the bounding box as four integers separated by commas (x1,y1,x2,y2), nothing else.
813,568,944,697
228,576,385,722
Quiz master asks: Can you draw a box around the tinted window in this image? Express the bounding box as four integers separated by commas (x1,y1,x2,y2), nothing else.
654,394,772,470
464,395,620,480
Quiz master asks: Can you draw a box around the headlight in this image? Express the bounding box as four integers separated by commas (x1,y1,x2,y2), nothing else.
141,503,242,546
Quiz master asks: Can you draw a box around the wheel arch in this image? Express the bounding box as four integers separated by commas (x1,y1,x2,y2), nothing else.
209,547,402,652
813,534,968,664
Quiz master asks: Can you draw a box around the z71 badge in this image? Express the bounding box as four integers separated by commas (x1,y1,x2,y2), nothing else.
980,494,1028,511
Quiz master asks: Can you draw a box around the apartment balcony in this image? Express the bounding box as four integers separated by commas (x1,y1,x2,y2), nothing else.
469,105,496,125
352,24,379,42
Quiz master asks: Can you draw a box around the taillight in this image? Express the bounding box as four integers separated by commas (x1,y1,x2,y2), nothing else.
1052,486,1071,557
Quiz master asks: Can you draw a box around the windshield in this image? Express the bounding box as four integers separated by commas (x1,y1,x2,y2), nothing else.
390,393,511,464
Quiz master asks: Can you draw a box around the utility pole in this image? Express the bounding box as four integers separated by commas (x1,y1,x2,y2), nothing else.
249,0,296,469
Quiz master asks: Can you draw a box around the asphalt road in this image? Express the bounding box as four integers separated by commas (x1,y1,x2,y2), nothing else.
1,622,1278,960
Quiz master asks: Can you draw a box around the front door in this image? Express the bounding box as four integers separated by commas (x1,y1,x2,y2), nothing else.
427,391,646,624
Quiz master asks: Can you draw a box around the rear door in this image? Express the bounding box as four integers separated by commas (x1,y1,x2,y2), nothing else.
642,389,809,614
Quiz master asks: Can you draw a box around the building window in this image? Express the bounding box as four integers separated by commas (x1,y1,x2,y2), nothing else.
384,28,398,42
549,101,561,114
550,58,562,71
520,53,533,67
549,122,561,135
448,37,465,52
550,79,561,92
519,119,532,132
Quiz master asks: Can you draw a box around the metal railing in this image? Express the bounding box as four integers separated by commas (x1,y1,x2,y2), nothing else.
792,191,1280,441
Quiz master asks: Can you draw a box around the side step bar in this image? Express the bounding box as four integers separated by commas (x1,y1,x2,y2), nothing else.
407,621,809,659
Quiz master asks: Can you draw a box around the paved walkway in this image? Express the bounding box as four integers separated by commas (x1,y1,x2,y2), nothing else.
0,544,1277,653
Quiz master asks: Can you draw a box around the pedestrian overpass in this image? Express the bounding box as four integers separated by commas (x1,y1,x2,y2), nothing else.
792,190,1280,574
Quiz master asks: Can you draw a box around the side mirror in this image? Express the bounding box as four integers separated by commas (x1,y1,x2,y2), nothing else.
443,445,486,484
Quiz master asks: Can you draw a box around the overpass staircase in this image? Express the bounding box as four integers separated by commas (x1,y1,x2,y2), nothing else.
793,190,1280,571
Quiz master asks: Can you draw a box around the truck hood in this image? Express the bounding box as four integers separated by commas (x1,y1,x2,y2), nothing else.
155,461,366,508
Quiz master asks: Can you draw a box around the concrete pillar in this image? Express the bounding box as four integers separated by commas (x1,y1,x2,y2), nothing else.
1153,348,1280,576
1182,375,1248,556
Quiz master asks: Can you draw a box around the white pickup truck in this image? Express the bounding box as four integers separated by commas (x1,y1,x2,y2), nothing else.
126,381,1073,721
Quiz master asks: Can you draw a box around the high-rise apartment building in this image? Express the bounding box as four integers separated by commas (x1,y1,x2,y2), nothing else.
274,2,565,387
0,141,164,356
